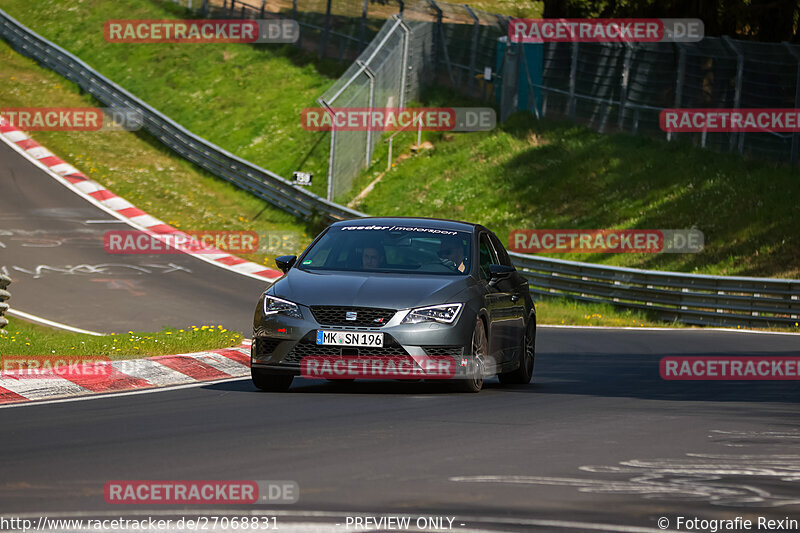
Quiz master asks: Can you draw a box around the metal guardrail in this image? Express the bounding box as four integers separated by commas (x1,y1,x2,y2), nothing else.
0,8,365,224
511,253,800,328
1,8,798,328
0,274,10,330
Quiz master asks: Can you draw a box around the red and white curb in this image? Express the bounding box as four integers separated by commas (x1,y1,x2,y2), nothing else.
0,116,283,282
0,341,253,405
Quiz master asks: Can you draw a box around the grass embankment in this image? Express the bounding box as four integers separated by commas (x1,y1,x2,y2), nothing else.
3,1,796,332
0,322,243,358
346,103,800,279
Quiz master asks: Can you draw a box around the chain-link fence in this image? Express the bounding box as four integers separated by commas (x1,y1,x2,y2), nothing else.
506,38,800,165
174,1,511,198
317,17,408,200
174,0,800,191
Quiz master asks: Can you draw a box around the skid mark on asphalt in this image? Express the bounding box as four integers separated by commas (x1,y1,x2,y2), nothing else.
7,263,192,279
451,429,800,508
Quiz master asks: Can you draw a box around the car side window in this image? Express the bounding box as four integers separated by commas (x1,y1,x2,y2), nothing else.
478,233,499,280
488,233,513,267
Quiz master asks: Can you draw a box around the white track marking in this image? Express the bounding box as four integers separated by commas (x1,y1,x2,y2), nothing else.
0,377,89,401
110,359,196,386
5,308,104,336
0,377,248,409
193,351,250,374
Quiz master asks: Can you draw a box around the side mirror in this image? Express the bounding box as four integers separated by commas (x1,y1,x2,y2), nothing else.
488,264,515,284
275,255,297,274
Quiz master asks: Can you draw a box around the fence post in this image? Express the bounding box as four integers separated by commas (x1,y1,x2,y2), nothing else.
358,60,376,168
319,0,333,58
398,18,411,108
722,36,744,155
783,42,800,166
464,4,480,97
618,43,633,130
201,0,209,16
667,44,686,142
318,98,337,201
260,0,265,18
518,48,540,119
428,0,456,86
568,42,578,120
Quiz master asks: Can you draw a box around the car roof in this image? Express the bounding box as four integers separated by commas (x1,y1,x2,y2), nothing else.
331,217,479,233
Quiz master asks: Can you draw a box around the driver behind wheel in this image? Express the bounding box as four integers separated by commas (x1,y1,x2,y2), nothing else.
361,244,386,269
438,236,467,273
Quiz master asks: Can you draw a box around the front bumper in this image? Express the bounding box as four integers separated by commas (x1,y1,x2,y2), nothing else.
251,304,476,378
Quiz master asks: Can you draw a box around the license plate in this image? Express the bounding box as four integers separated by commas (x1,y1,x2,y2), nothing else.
316,330,384,347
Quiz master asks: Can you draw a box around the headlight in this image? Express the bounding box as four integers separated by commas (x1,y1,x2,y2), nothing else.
401,303,462,325
263,295,303,319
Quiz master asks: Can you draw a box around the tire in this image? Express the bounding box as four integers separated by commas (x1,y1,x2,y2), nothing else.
252,368,293,392
498,316,535,385
453,319,487,393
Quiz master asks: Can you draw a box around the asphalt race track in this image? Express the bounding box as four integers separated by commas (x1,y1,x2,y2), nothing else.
0,140,269,334
1,328,799,531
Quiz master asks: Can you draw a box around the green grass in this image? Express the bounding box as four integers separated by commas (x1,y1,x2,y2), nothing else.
467,0,543,17
0,321,243,358
3,0,797,334
345,104,800,279
536,298,685,328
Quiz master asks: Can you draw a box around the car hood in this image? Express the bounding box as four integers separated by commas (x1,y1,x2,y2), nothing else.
270,268,473,309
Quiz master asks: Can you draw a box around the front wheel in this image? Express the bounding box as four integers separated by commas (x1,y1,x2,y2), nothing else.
252,368,293,392
498,316,535,385
453,320,487,393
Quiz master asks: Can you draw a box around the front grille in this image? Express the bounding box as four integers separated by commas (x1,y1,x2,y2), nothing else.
422,346,464,357
310,306,396,327
254,337,282,358
284,340,409,364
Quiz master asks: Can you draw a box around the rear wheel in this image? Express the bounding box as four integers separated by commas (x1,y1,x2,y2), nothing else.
498,316,535,385
453,320,487,393
252,368,293,392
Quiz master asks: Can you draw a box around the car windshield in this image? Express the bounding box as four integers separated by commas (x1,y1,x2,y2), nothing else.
297,224,472,275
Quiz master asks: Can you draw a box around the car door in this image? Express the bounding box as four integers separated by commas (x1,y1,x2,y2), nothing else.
488,232,527,363
477,232,514,370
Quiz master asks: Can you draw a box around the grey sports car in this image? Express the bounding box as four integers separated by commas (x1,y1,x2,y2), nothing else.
250,217,535,392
